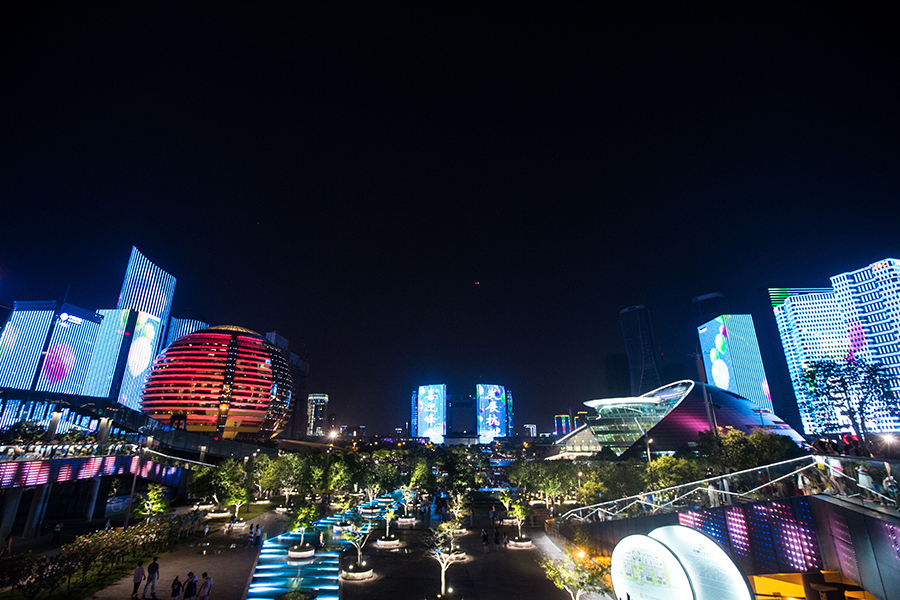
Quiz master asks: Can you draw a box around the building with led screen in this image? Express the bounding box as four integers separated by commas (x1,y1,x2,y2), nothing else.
117,247,176,356
697,314,772,412
772,258,900,435
554,380,804,458
414,384,446,443
165,316,209,348
476,384,509,443
140,325,293,439
0,301,102,395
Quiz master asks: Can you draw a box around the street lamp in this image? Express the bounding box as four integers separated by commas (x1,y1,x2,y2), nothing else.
577,471,583,501
646,438,653,463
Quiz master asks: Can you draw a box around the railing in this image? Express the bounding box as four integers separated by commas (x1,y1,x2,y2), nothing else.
560,454,900,522
0,441,139,462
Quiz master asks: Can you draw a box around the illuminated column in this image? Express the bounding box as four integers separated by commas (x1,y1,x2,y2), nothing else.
0,488,24,542
82,417,112,520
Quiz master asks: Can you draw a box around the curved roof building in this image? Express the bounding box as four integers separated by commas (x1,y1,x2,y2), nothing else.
141,325,293,439
554,380,804,458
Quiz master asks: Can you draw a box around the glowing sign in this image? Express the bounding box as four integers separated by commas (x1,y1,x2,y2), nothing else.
477,384,507,443
649,525,752,600
417,384,445,443
611,534,693,600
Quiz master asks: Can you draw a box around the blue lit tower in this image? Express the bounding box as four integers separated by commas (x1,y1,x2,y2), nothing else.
117,247,176,357
166,315,209,348
0,301,102,395
414,384,446,443
82,309,134,398
620,305,663,396
697,314,773,412
306,394,328,436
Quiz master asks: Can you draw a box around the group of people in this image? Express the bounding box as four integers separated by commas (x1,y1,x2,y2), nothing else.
132,557,213,600
480,527,509,553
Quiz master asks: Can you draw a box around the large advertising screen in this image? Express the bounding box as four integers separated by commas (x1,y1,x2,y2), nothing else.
698,314,772,412
119,311,161,411
416,384,445,443
477,384,508,443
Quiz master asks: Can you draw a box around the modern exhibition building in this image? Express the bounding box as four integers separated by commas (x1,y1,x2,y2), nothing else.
552,380,805,459
140,326,293,439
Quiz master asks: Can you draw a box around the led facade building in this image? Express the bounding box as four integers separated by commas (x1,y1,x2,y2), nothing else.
165,316,209,348
0,302,57,390
306,393,328,436
772,259,900,435
413,384,446,443
554,414,571,436
82,309,132,398
697,314,773,412
140,326,293,439
117,247,176,356
476,384,508,443
0,302,102,395
620,305,664,396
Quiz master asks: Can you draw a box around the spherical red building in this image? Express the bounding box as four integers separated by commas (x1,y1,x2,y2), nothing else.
140,325,293,439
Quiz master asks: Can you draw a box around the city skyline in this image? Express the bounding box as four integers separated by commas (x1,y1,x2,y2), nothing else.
2,3,898,434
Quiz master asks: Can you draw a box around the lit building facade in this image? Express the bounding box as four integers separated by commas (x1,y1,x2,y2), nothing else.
476,384,509,444
772,259,900,435
697,314,773,412
140,325,293,439
554,414,571,436
413,384,446,443
165,316,209,348
620,305,663,396
306,393,328,436
117,247,176,356
0,302,102,395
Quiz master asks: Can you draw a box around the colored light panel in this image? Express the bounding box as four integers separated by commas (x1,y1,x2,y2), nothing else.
416,384,445,444
476,384,507,443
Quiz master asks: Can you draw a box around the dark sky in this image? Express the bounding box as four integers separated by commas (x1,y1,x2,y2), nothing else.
2,3,898,434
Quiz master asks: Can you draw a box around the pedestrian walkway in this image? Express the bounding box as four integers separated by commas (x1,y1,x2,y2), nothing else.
83,509,291,600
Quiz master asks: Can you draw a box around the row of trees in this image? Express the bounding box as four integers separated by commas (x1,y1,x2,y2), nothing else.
0,511,207,600
508,428,804,507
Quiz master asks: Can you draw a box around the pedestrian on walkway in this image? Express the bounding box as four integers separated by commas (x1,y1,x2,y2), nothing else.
481,529,489,554
197,572,213,600
183,572,197,600
132,562,146,599
143,556,160,598
52,522,62,544
105,518,111,530
503,531,509,549
248,526,255,547
171,576,182,600
494,527,501,551
3,534,11,556
203,523,209,536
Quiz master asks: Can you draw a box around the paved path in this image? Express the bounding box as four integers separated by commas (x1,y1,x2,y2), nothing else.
83,510,291,600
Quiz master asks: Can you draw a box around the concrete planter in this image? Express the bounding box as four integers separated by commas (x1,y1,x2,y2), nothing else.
340,562,374,580
207,511,231,518
452,528,468,536
508,537,533,549
396,517,417,527
275,506,289,513
332,522,351,533
376,536,400,548
377,497,394,505
359,506,381,515
288,545,316,559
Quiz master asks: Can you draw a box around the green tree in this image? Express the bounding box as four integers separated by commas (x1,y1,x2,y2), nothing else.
425,521,464,597
805,358,899,455
290,501,320,545
645,456,702,490
132,483,171,519
510,499,532,539
261,453,306,504
541,547,612,600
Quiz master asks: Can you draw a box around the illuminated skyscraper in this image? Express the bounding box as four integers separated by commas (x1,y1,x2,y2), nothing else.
265,331,308,439
554,414,571,436
773,258,900,435
0,301,103,394
697,314,773,412
476,384,508,443
306,394,328,436
117,247,176,356
620,305,663,396
82,309,133,398
166,316,209,348
413,384,446,443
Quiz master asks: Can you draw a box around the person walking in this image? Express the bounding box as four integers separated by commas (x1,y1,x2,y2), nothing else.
170,576,182,600
3,534,11,557
248,526,255,547
131,562,146,599
493,527,501,551
183,572,197,600
481,529,489,554
197,572,213,600
52,522,63,544
143,556,160,598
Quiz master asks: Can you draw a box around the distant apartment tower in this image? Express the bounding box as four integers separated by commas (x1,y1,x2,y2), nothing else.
620,305,663,396
772,258,900,435
306,394,328,436
554,414,571,436
697,314,774,412
523,424,537,437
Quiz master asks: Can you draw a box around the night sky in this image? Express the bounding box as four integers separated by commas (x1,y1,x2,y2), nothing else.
1,3,898,434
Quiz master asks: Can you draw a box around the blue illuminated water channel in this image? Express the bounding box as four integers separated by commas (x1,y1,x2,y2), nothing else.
246,494,399,600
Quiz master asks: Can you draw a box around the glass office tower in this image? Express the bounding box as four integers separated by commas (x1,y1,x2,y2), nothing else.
698,314,773,412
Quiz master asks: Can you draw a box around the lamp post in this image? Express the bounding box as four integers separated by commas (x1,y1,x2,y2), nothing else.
577,471,583,502
645,438,653,463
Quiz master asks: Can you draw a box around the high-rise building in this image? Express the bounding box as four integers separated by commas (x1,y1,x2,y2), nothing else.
772,258,900,435
554,414,571,436
306,394,328,436
0,301,102,394
476,384,510,444
692,292,730,326
620,305,663,396
523,424,537,437
697,314,773,412
166,315,209,348
448,394,476,435
117,247,176,356
413,384,446,443
82,309,133,398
